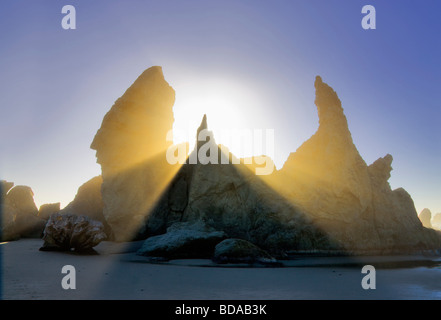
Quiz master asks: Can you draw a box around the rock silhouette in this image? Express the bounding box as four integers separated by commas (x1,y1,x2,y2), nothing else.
1,180,14,198
432,213,441,230
269,76,440,253
91,66,179,241
419,208,432,228
38,203,61,220
136,114,330,257
90,67,441,256
1,184,46,240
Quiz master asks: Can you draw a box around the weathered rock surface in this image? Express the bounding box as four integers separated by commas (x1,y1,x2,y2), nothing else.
213,238,278,265
91,66,178,241
271,77,376,246
419,208,432,228
90,68,441,256
138,115,332,256
269,76,441,253
136,221,226,259
40,213,107,252
38,203,61,220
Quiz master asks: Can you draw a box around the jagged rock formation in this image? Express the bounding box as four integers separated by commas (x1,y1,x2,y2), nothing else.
91,66,179,241
271,77,375,236
213,238,278,265
40,213,107,252
90,67,441,256
269,76,440,253
136,114,331,257
1,185,46,240
366,157,434,251
419,208,432,228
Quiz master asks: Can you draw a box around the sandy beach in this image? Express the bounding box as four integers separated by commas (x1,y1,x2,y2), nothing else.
1,239,440,300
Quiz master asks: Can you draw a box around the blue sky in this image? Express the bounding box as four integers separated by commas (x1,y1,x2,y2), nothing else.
0,0,440,214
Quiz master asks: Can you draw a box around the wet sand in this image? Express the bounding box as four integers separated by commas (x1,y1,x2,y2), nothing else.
1,239,440,300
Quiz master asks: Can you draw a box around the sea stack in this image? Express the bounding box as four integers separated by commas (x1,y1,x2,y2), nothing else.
271,76,440,253
91,66,178,241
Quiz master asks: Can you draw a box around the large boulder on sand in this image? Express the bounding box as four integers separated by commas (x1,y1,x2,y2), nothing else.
137,221,226,259
213,239,278,265
40,213,107,252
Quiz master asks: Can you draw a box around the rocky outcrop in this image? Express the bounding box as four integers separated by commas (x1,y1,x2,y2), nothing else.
90,67,328,252
40,213,107,252
136,221,226,259
213,239,278,265
272,77,374,236
3,185,46,239
91,66,179,241
90,67,440,256
6,185,38,216
1,180,14,199
1,204,18,240
419,208,432,228
432,213,441,230
137,115,332,256
1,180,17,240
38,203,61,220
367,160,437,252
270,76,441,253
